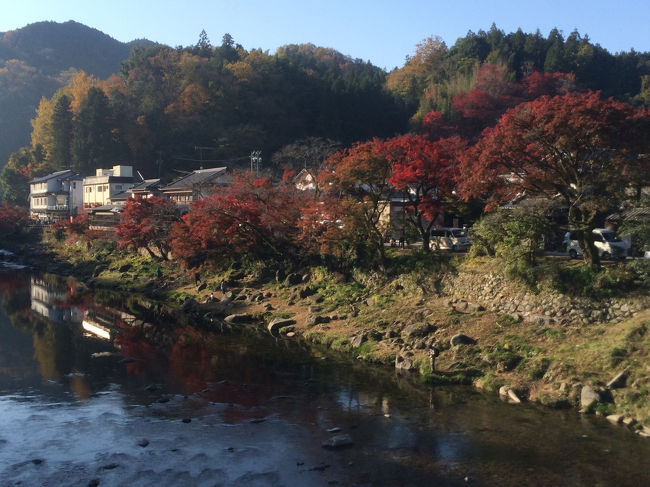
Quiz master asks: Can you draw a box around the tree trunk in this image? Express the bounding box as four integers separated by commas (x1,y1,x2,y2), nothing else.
568,205,600,268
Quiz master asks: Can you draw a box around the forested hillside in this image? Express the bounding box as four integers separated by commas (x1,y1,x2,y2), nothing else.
1,22,649,206
387,25,650,128
0,21,153,170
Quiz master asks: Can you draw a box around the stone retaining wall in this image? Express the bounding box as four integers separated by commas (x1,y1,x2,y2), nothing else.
441,271,645,325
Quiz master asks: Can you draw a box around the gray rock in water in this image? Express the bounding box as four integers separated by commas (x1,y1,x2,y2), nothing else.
450,334,477,346
322,433,353,449
499,385,522,404
268,318,296,333
580,385,600,410
606,414,624,425
637,426,650,438
138,439,150,447
395,355,414,371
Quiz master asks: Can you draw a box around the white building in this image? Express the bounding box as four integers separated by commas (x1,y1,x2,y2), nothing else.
28,170,83,221
83,165,136,208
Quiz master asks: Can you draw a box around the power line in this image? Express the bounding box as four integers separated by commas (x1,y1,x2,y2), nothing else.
172,155,249,164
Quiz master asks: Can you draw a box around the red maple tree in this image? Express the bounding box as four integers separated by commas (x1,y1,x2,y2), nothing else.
0,204,28,238
458,90,650,266
116,196,178,259
385,135,466,251
322,139,392,268
450,66,575,138
170,173,302,267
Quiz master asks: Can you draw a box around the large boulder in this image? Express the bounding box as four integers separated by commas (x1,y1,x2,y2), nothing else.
453,301,485,313
181,298,198,312
284,273,303,286
524,314,555,326
499,385,522,404
267,318,296,333
606,370,628,389
450,334,477,346
306,314,330,327
224,313,255,324
299,286,316,299
350,334,367,348
395,355,414,371
402,323,435,338
580,385,601,410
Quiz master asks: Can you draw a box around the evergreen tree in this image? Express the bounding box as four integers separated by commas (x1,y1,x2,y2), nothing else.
71,87,113,173
50,94,73,169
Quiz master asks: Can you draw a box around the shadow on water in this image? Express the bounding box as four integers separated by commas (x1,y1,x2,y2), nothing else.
0,269,649,486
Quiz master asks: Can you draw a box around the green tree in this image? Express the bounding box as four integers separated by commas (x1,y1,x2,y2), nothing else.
50,94,73,169
0,146,46,205
194,29,212,57
71,87,113,173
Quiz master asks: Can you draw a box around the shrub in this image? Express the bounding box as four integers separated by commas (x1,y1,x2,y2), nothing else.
528,357,552,380
0,204,29,243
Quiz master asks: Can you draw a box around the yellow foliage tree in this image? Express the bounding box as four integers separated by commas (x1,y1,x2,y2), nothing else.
30,96,55,153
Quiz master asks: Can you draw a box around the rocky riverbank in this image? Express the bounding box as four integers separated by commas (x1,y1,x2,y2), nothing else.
9,237,650,438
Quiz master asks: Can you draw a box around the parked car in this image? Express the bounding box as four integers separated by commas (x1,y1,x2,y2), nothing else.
563,229,629,260
430,227,471,251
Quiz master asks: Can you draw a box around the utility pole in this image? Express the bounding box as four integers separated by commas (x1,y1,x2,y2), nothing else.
194,146,218,169
155,151,163,178
194,145,223,169
250,150,262,176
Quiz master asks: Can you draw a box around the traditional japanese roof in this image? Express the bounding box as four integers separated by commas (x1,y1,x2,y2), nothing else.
87,203,123,213
108,190,131,202
29,169,80,184
161,167,228,192
130,178,161,191
607,207,650,222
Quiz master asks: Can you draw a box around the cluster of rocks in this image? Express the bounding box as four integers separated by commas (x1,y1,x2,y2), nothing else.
442,272,644,325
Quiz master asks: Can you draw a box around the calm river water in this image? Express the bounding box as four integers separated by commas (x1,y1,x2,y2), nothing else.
1,268,649,486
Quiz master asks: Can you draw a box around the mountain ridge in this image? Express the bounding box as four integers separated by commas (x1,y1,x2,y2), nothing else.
0,20,156,169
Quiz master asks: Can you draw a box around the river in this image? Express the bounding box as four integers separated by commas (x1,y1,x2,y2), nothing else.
0,268,649,486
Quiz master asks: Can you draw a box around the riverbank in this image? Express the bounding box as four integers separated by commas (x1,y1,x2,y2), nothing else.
11,235,650,437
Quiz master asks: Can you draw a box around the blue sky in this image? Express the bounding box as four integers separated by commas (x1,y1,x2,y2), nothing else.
2,0,649,70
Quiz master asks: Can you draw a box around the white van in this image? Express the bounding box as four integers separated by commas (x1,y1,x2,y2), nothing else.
430,227,471,251
564,229,629,260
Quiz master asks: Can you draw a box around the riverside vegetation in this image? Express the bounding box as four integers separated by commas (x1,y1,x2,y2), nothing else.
10,226,649,439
